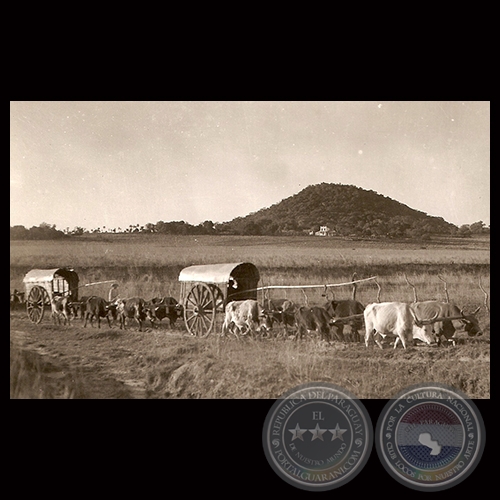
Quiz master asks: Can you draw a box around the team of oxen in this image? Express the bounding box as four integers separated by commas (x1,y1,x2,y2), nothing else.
14,283,484,349
222,295,483,348
38,294,183,333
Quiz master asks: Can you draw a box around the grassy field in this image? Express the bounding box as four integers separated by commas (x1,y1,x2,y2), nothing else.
10,234,490,399
10,234,490,306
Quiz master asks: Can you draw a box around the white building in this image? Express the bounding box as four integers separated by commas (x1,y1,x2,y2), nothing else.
315,225,332,236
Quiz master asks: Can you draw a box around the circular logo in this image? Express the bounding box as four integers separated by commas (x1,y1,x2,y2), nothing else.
262,382,372,491
376,383,485,491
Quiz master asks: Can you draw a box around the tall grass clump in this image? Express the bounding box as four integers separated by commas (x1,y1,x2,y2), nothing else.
10,344,87,399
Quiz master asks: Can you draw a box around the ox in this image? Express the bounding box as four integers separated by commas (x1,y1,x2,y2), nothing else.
50,294,71,325
116,297,147,331
411,301,482,346
83,296,117,328
364,302,436,349
69,295,91,319
145,297,183,329
295,306,343,342
262,298,296,331
10,289,25,310
222,300,272,337
323,299,365,342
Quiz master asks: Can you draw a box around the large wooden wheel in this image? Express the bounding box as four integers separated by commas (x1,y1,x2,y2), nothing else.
26,286,48,324
184,282,217,337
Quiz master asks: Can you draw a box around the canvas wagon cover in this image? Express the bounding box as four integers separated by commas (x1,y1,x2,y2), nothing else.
178,262,259,284
23,268,75,283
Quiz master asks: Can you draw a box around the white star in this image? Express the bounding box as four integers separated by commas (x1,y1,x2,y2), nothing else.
288,423,307,441
329,423,347,441
309,423,327,441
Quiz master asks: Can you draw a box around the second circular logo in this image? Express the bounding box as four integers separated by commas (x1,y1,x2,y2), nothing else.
375,383,485,491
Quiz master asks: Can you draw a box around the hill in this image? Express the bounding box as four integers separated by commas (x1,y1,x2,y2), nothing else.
219,183,457,239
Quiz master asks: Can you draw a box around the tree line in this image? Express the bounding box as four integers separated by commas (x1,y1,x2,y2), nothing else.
10,180,489,241
10,219,489,240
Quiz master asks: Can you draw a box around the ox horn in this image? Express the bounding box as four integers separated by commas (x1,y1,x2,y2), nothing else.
458,306,479,317
438,275,450,303
351,272,358,301
412,311,440,326
374,278,382,303
479,277,490,313
425,314,468,324
301,289,309,306
405,274,419,303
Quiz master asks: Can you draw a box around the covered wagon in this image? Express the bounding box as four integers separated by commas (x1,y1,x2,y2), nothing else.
23,267,79,323
178,262,260,337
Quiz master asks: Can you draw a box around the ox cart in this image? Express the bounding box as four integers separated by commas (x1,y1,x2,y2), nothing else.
23,267,79,324
178,262,260,337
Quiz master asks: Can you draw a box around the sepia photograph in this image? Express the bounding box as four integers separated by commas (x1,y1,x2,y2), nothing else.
10,101,489,400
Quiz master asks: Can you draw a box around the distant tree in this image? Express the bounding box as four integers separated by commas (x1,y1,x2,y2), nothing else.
458,224,471,237
470,221,485,234
11,223,66,240
371,220,388,237
10,225,28,240
202,220,215,234
243,221,261,235
155,221,167,234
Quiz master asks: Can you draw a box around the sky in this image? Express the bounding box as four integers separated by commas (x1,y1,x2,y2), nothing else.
10,101,490,230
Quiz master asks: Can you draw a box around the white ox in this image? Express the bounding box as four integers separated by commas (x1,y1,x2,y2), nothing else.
222,300,272,337
50,295,71,325
364,302,436,349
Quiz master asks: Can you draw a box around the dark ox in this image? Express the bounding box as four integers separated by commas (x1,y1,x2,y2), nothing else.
262,298,296,330
145,297,183,329
83,296,117,328
411,301,482,345
323,299,365,342
70,295,91,319
116,297,147,332
222,300,272,337
10,289,25,310
294,306,343,342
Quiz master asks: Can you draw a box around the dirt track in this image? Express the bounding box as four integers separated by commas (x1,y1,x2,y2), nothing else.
10,311,152,398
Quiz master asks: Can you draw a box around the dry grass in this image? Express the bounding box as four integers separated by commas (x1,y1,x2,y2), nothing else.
10,234,489,307
10,234,490,399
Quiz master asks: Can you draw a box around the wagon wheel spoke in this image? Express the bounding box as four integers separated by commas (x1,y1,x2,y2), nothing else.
186,295,198,308
208,284,225,312
185,313,198,332
198,287,212,309
198,311,212,332
195,316,205,336
195,315,206,336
